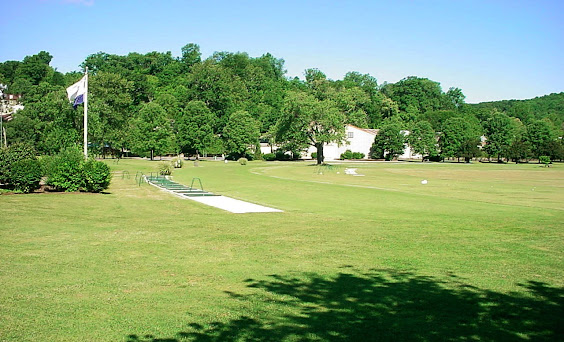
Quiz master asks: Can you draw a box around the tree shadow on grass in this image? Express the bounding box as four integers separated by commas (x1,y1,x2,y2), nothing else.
127,269,563,341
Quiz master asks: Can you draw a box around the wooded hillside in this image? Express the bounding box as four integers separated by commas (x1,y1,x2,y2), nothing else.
1,45,562,162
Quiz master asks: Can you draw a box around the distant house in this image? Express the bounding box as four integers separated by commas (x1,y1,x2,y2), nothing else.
261,124,421,161
3,93,22,105
303,125,378,160
0,92,24,121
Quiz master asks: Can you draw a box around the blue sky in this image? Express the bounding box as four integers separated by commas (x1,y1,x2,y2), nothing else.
1,0,563,103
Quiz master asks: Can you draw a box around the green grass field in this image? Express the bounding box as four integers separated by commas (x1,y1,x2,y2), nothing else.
1,159,563,341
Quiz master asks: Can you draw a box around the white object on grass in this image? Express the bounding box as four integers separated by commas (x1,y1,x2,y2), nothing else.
421,180,428,185
187,196,283,213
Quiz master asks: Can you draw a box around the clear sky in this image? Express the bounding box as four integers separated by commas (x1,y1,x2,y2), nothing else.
1,0,563,103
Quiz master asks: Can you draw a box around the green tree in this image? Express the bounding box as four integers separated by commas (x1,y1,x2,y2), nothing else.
342,72,378,97
483,111,513,161
222,110,260,158
181,43,202,67
370,119,406,160
408,120,437,159
446,87,466,109
276,90,346,164
440,116,482,161
88,72,133,156
130,102,174,160
187,59,248,127
507,139,531,163
332,87,370,127
526,119,557,159
14,51,53,86
175,100,216,158
7,83,80,154
381,76,446,113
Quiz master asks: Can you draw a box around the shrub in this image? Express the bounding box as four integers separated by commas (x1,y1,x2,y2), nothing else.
171,157,183,168
0,143,36,184
263,153,276,161
159,162,172,175
83,159,112,192
340,150,354,160
238,157,248,165
227,152,253,161
424,155,444,162
9,158,42,193
339,150,365,160
539,156,551,167
275,150,290,161
45,147,85,192
311,152,317,160
352,152,365,159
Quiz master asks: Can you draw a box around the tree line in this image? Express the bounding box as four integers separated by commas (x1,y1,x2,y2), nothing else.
1,45,563,163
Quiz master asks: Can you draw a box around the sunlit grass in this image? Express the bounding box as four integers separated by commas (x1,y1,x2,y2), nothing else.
1,159,562,341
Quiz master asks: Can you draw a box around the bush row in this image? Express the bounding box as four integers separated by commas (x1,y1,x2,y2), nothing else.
263,150,302,161
340,150,365,160
44,147,112,192
0,144,111,193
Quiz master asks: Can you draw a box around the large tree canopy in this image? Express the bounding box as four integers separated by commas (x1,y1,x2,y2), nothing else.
1,45,563,162
276,90,346,164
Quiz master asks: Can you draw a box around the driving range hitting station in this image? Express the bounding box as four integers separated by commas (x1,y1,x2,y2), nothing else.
145,174,283,214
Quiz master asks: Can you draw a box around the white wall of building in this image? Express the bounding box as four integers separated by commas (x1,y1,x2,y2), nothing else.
303,125,376,160
262,125,422,160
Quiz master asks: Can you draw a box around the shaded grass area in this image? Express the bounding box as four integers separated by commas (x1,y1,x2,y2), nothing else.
130,270,564,342
1,159,562,341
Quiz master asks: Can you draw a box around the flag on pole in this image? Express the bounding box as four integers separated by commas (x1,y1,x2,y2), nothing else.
66,75,87,109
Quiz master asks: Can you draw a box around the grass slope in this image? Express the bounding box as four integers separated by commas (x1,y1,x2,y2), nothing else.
1,159,562,341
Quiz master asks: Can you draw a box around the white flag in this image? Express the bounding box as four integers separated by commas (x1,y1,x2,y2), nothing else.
66,75,87,108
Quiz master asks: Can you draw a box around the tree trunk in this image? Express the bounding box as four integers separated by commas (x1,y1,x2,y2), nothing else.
316,143,324,165
150,149,154,161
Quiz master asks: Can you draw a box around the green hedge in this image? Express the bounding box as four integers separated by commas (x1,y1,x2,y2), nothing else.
340,150,365,160
0,143,36,184
83,159,112,192
10,158,42,193
44,147,85,192
44,147,112,192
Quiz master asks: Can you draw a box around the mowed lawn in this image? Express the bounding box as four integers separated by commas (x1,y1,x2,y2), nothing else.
1,159,562,341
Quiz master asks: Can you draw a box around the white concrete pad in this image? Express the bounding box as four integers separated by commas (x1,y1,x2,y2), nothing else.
186,195,283,214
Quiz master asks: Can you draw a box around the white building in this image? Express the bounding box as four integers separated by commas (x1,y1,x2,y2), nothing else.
261,124,421,161
303,125,378,160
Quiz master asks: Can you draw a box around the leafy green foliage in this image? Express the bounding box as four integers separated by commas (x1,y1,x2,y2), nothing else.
171,157,183,168
340,150,365,159
0,143,36,184
262,153,276,161
539,155,551,166
175,100,215,156
507,139,531,163
370,120,406,160
223,110,260,157
82,159,112,192
276,90,346,164
238,157,248,165
408,120,437,158
483,112,514,160
526,119,558,159
130,102,175,160
44,147,85,192
3,47,564,163
9,158,42,193
439,116,482,160
158,162,172,176
381,76,447,114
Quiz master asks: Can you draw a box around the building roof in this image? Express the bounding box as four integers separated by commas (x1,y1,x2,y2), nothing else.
347,124,379,135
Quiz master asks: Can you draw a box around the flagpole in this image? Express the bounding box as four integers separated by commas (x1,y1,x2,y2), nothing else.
84,67,88,158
